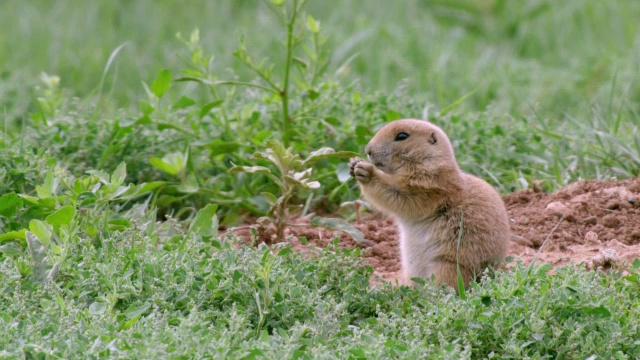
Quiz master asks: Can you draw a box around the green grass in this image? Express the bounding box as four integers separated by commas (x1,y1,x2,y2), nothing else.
2,223,640,358
1,0,640,357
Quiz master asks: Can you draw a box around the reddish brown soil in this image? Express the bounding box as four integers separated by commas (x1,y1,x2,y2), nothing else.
232,178,640,283
504,177,640,272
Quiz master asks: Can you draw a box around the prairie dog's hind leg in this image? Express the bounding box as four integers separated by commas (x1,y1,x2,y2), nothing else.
431,261,475,289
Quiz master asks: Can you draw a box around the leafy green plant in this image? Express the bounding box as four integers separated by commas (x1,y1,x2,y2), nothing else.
2,221,640,358
0,162,162,279
177,0,332,148
230,140,363,243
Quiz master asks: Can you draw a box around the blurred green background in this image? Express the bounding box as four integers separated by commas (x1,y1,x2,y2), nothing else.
3,0,639,117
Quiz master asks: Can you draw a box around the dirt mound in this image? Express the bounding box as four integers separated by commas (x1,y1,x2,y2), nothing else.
232,178,640,282
505,177,640,271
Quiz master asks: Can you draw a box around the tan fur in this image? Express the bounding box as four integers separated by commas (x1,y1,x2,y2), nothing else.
349,119,510,289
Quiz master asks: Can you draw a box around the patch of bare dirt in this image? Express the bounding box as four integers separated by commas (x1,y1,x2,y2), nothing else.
504,177,640,271
232,178,640,282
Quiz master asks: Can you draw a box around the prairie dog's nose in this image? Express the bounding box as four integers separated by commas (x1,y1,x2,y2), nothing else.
365,145,372,158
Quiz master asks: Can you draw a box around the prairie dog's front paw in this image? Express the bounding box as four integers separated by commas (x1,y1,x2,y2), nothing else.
349,157,363,177
350,158,374,184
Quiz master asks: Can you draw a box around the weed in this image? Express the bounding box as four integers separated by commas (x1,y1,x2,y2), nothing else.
230,140,362,243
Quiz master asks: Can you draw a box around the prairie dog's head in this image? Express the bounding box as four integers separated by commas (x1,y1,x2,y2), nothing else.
364,119,458,174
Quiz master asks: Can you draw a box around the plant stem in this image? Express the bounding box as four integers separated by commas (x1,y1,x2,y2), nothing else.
281,0,298,148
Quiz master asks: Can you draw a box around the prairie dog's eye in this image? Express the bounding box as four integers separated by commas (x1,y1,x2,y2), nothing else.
394,132,409,141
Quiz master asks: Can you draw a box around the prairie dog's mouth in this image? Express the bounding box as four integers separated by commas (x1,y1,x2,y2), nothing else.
368,149,392,172
373,161,397,174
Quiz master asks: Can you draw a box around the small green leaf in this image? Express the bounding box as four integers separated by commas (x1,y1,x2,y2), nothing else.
199,100,224,119
50,244,62,255
86,169,111,184
177,173,200,194
349,349,366,358
156,121,186,132
385,110,402,121
197,140,242,155
29,220,51,246
633,258,640,268
150,152,187,176
303,148,359,166
111,162,127,186
252,129,271,143
40,298,53,310
308,89,319,100
272,0,285,6
355,125,369,137
189,204,219,237
17,194,39,205
151,69,172,98
139,100,155,115
306,15,320,33
230,165,273,175
89,302,107,315
137,181,167,194
293,56,309,69
46,206,76,226
0,230,26,242
108,219,132,231
36,198,56,209
232,270,242,282
120,315,142,330
583,304,611,317
261,192,278,206
309,217,365,243
457,264,466,299
0,193,22,217
119,115,152,128
36,172,57,199
123,302,151,319
534,263,553,277
105,185,131,199
172,96,196,109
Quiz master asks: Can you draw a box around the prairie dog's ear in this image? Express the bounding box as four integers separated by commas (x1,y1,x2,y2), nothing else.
429,132,438,144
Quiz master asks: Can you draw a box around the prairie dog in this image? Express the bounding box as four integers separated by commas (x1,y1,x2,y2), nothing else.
349,119,510,288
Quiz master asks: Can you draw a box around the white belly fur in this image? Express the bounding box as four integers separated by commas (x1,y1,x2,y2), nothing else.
397,220,437,282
